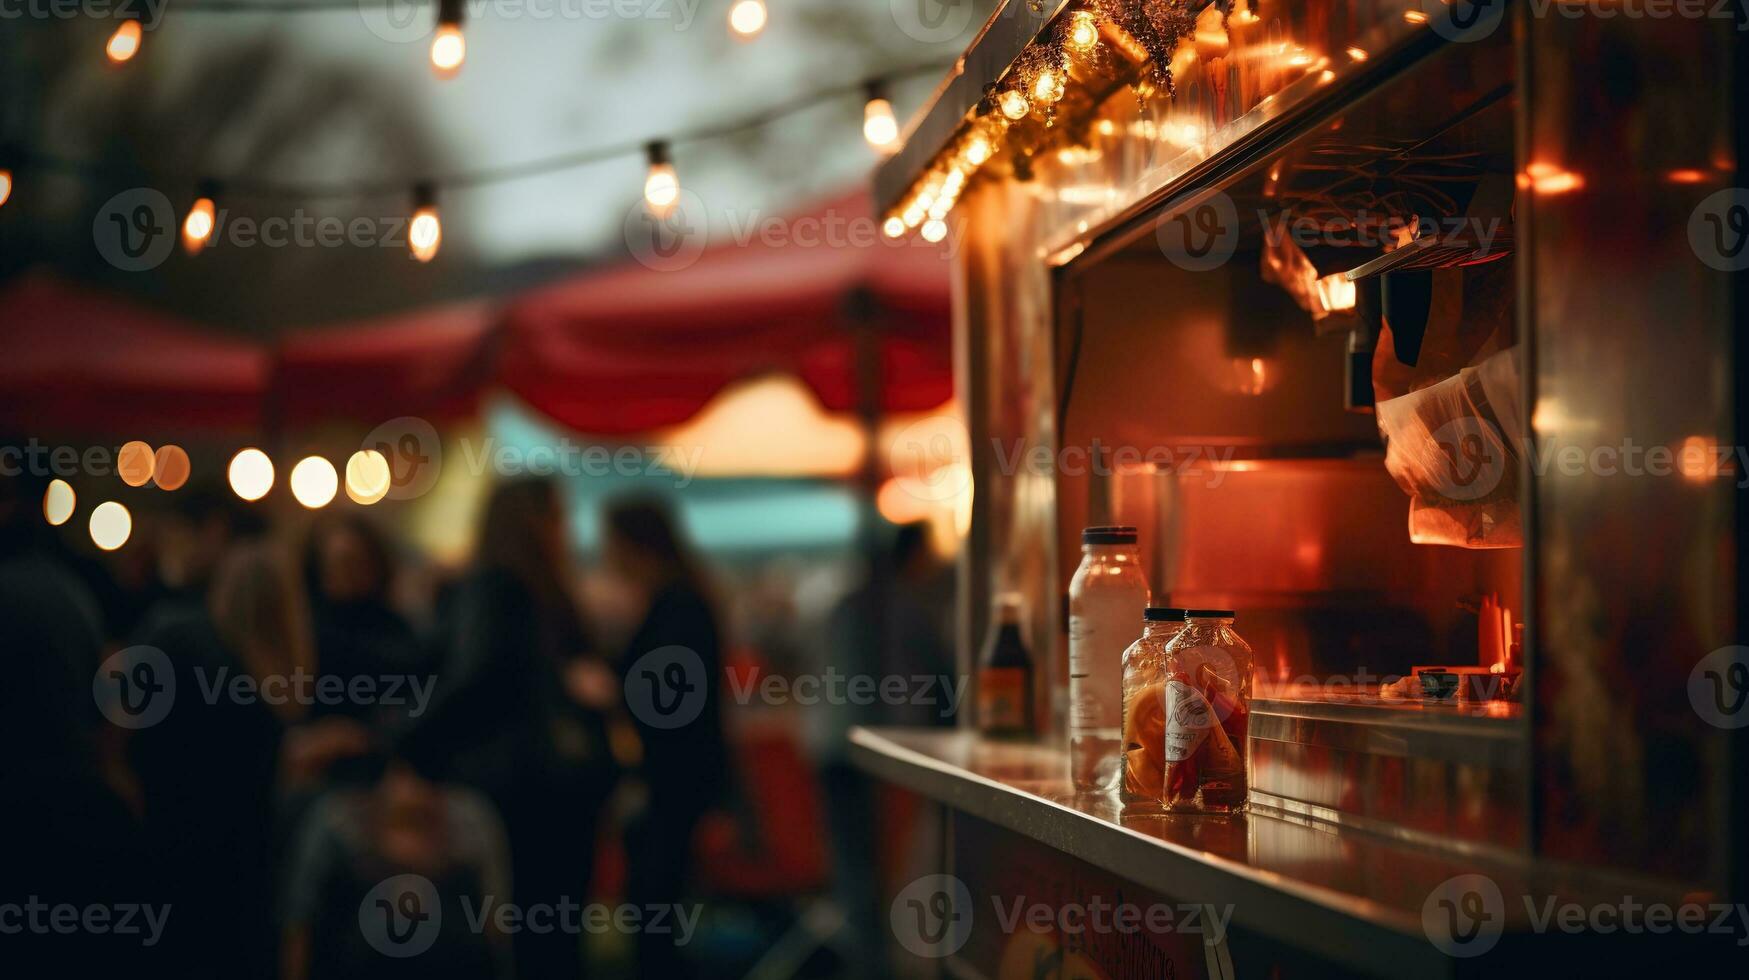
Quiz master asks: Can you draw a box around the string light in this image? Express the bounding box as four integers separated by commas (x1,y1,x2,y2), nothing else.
643,141,679,217
0,168,11,209
920,218,948,243
43,479,75,526
1032,66,1066,105
289,456,339,509
409,183,441,262
882,216,905,239
998,89,1031,121
228,447,274,501
105,18,143,64
1067,10,1100,52
862,80,900,152
964,133,993,166
431,0,466,78
182,181,217,255
728,0,767,38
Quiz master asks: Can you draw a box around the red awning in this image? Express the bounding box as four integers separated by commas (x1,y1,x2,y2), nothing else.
497,190,953,435
272,300,498,427
0,189,953,440
0,272,269,436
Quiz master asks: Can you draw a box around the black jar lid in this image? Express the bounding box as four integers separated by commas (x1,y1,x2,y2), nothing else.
1144,607,1187,622
1082,525,1137,545
1185,609,1236,619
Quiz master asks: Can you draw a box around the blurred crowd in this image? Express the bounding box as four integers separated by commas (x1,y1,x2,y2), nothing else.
0,463,955,980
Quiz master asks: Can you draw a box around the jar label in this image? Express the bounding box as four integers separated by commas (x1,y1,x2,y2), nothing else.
1163,678,1214,762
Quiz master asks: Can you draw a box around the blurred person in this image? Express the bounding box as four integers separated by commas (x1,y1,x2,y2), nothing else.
131,540,369,980
401,477,616,980
303,513,428,733
813,521,955,979
281,751,512,980
599,494,728,980
139,485,268,631
0,467,168,976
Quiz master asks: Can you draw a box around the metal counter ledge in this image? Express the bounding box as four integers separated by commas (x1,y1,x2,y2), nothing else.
848,726,1706,979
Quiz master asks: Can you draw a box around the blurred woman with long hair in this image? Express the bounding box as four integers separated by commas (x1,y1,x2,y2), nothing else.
402,477,616,980
133,539,366,979
601,494,728,979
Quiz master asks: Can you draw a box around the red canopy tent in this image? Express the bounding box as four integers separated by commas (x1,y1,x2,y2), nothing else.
1,190,952,440
271,299,498,428
497,190,953,436
0,272,269,436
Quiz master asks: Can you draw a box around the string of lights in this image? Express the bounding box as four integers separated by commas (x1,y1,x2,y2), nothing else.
0,56,943,259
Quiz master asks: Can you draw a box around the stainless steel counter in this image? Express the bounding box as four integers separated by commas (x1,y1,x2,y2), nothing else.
850,726,1706,978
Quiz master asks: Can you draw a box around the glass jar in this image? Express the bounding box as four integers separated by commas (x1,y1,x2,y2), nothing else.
1120,607,1186,803
1160,610,1253,814
1067,526,1149,792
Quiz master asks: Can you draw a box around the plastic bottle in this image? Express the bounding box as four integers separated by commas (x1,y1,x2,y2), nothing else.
1067,526,1149,792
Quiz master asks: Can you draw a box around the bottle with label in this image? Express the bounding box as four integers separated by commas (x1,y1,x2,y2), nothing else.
1067,526,1150,792
977,593,1033,738
1160,610,1253,814
1120,607,1186,802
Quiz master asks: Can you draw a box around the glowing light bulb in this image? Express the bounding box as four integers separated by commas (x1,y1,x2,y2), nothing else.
728,0,767,38
1346,46,1369,62
1032,68,1065,105
183,195,216,255
430,23,466,77
105,20,142,64
345,449,392,505
290,456,339,509
43,479,75,526
863,97,899,151
921,219,948,244
964,134,993,166
228,448,274,502
644,141,679,217
408,184,441,262
0,169,11,209
882,216,905,239
89,501,132,551
998,89,1031,121
409,207,441,262
1404,9,1429,23
1067,11,1099,52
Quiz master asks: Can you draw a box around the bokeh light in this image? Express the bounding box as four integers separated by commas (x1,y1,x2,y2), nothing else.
290,456,339,509
43,479,75,526
153,444,191,491
89,501,132,551
345,449,392,505
728,0,767,38
117,440,155,487
229,448,275,501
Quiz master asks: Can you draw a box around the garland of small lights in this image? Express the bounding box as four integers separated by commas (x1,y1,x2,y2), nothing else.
884,0,1203,244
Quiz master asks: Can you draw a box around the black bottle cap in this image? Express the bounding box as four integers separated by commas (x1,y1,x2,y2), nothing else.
1082,525,1137,545
1185,609,1236,619
1144,607,1187,622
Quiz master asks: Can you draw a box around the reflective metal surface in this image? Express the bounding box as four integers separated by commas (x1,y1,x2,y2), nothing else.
852,726,1701,978
1521,11,1743,886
